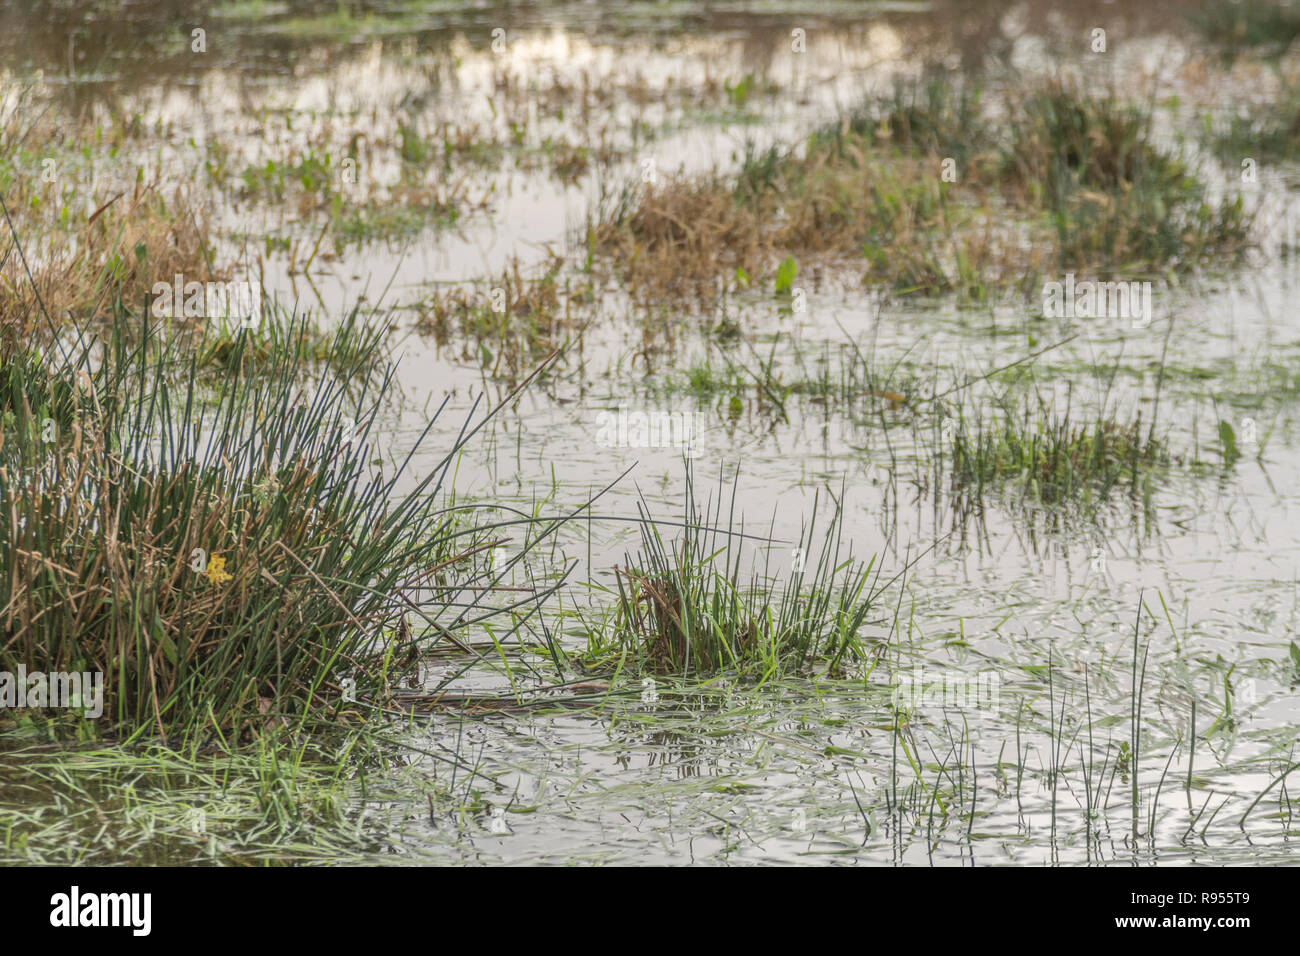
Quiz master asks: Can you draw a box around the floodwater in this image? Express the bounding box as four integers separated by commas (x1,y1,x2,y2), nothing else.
4,0,1300,863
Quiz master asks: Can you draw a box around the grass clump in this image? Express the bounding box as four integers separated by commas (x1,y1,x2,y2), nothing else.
1208,88,1300,165
589,76,1251,308
582,476,886,678
0,183,218,331
181,303,392,377
594,147,985,302
939,396,1168,510
831,74,993,167
238,149,337,201
234,141,484,245
1003,84,1251,273
589,75,1001,304
333,191,467,245
0,303,536,740
0,89,223,335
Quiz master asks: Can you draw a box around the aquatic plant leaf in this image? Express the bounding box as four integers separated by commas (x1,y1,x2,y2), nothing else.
775,255,797,294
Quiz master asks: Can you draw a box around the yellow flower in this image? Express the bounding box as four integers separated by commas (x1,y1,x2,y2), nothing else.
205,555,232,585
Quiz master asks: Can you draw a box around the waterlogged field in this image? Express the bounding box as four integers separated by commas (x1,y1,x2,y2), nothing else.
2,0,1300,867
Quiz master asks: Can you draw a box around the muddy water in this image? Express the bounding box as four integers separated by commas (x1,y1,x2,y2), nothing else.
7,0,1300,863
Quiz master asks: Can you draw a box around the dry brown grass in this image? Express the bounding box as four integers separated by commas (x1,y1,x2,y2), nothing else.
1,182,217,336
591,176,769,302
591,149,1025,304
0,88,221,341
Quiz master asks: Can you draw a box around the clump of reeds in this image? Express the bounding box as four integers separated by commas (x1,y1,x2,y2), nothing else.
583,473,886,677
182,301,393,377
0,299,547,740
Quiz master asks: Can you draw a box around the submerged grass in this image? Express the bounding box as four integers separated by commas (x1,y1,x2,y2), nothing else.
0,720,477,865
939,397,1166,510
413,254,596,377
0,730,364,864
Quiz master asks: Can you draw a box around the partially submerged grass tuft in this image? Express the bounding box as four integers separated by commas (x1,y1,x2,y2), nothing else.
1209,86,1300,165
0,731,357,864
1003,84,1251,272
583,475,886,677
594,146,983,301
834,74,992,166
414,255,594,376
0,182,218,331
181,302,392,377
939,395,1168,510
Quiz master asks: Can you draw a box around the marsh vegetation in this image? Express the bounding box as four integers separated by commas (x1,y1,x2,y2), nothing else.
1,0,1298,866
